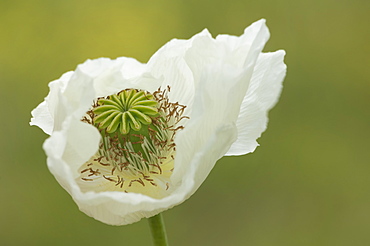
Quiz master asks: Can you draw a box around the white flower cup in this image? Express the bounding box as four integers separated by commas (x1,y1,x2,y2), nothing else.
30,19,286,225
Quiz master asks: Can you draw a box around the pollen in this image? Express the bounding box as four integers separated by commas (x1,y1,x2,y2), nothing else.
78,87,188,198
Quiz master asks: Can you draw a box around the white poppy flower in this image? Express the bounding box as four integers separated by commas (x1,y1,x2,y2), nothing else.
30,19,286,226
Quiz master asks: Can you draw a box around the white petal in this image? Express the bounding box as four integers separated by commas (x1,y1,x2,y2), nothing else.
93,57,162,97
176,124,238,198
61,119,101,177
44,116,100,179
77,57,117,78
147,29,212,108
30,71,73,134
226,50,287,156
171,61,249,183
30,101,54,135
215,19,270,68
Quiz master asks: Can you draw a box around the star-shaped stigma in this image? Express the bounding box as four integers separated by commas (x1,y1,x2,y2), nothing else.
93,89,159,134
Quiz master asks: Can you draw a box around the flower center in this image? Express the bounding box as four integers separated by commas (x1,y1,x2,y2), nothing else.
78,87,188,198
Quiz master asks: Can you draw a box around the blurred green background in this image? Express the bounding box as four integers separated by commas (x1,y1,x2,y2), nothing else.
1,0,369,245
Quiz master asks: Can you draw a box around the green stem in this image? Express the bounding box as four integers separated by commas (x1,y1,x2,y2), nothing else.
148,213,169,246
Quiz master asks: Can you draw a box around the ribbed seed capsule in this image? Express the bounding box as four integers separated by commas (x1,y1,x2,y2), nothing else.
93,89,159,134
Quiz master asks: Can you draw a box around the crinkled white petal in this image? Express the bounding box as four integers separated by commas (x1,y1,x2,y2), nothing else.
215,19,270,68
30,71,73,135
172,62,255,183
147,31,208,112
92,57,162,97
32,19,286,225
226,50,287,156
30,101,54,135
